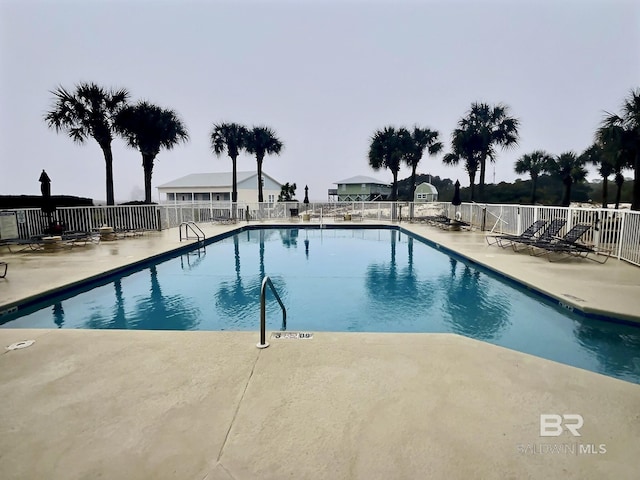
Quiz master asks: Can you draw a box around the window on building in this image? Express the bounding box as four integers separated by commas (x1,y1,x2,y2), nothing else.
268,194,275,203
194,193,211,201
361,183,366,191
167,193,175,201
340,184,346,191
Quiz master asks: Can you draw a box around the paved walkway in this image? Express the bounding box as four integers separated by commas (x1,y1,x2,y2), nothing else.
1,220,639,479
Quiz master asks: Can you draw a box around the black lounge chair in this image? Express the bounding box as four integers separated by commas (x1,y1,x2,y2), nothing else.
0,236,45,253
538,224,612,263
61,231,100,246
548,241,612,264
425,214,451,226
510,218,567,251
486,219,548,248
527,223,591,256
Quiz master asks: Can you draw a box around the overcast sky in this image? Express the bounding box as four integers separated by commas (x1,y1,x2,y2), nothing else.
1,0,638,203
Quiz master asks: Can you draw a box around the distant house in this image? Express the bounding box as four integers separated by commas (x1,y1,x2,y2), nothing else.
414,182,438,202
157,171,282,204
329,176,391,201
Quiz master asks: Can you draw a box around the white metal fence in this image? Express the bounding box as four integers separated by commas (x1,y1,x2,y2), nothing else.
3,201,639,266
444,202,640,266
2,205,159,239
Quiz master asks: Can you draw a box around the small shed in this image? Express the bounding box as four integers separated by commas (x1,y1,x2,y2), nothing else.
414,182,438,202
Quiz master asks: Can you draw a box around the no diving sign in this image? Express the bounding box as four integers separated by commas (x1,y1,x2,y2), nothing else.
271,332,314,340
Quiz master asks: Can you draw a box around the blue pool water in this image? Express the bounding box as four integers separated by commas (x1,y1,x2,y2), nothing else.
3,227,640,383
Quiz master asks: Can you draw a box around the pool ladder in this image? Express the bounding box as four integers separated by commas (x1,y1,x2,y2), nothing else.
257,276,287,349
179,221,205,245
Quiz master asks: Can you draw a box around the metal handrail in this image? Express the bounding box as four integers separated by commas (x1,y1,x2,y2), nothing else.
257,276,287,349
179,221,205,243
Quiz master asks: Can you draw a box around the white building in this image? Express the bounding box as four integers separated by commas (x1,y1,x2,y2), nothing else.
157,171,282,205
328,175,392,201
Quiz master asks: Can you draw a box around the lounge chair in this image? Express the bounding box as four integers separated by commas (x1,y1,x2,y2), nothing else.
538,225,612,263
486,219,548,248
0,236,45,253
527,223,591,256
547,242,612,264
510,218,567,251
426,214,451,226
61,231,100,246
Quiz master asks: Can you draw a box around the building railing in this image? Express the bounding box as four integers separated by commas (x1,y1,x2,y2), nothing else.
3,201,639,267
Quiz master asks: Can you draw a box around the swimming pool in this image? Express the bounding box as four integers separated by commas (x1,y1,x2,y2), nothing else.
3,227,640,383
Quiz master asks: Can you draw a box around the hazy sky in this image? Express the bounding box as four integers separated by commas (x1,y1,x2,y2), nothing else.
1,0,638,203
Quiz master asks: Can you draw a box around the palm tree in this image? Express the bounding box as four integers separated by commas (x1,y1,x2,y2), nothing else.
514,150,553,204
548,151,587,207
579,143,613,208
210,122,249,206
596,123,632,209
245,126,284,203
278,182,297,201
457,102,520,201
44,82,130,205
368,126,409,201
404,126,443,200
115,101,189,203
599,88,640,210
442,127,480,201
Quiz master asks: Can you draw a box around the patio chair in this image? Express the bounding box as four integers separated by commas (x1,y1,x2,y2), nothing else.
537,224,611,263
527,223,591,256
0,236,45,253
510,218,566,251
61,231,100,247
485,219,548,248
547,242,612,264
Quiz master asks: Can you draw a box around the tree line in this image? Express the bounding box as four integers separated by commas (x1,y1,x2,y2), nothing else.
45,82,284,205
368,90,640,210
46,82,639,210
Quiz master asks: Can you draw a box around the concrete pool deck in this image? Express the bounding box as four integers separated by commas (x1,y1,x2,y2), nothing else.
1,220,640,479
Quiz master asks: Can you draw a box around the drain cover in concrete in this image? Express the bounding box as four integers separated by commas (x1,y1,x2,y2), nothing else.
271,332,314,340
6,340,35,351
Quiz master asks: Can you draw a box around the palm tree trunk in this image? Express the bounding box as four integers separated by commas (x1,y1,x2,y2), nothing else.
257,154,264,203
633,151,640,211
615,174,624,209
602,177,609,209
410,166,417,201
562,176,572,207
142,153,155,204
479,158,486,202
100,142,115,205
231,155,238,203
231,154,238,219
530,175,538,204
468,172,476,201
391,170,398,201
